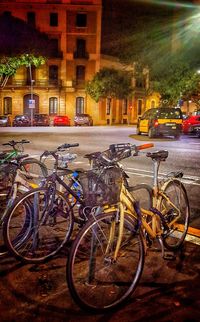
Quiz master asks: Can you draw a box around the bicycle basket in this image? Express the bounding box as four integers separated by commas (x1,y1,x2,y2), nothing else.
79,166,123,207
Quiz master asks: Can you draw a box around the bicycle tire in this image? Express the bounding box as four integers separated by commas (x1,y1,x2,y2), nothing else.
66,211,144,312
20,158,48,184
3,187,74,263
0,158,48,257
159,179,190,251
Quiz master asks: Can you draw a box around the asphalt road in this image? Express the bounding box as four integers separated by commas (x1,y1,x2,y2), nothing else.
1,125,200,228
0,125,200,322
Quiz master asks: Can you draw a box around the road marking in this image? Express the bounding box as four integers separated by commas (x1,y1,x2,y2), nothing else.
185,234,200,245
31,155,200,186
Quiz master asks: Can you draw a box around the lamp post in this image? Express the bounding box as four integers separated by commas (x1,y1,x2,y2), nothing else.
29,64,35,126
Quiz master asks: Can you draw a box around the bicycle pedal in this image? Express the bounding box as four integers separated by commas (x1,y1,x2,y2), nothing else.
163,252,176,260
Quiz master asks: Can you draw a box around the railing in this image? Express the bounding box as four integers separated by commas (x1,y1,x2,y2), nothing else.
73,51,89,59
5,79,62,88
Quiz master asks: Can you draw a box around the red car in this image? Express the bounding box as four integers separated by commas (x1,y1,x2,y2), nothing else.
53,115,70,126
182,115,200,134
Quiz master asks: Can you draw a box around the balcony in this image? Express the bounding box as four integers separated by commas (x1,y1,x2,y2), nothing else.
73,51,89,59
5,79,62,88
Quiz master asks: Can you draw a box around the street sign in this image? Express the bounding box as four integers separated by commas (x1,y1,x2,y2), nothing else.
29,99,35,109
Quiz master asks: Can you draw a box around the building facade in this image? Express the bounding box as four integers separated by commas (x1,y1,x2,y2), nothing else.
0,0,159,125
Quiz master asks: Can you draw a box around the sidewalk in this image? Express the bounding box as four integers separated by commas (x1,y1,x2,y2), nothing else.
0,235,200,322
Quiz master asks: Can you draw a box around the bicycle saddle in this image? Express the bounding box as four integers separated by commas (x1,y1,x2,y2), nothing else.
146,150,168,161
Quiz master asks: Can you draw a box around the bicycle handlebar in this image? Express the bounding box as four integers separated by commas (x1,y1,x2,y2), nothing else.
2,139,30,147
40,143,79,159
95,142,154,166
57,143,79,150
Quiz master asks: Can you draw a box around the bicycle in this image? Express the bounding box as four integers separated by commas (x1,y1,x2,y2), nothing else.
66,143,190,312
0,139,48,197
2,142,91,263
0,139,48,256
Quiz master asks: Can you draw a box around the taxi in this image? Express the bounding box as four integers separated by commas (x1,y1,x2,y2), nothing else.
136,107,183,138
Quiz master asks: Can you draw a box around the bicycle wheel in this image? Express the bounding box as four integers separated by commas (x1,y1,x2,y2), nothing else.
67,212,144,312
21,158,48,185
3,187,74,263
159,179,190,251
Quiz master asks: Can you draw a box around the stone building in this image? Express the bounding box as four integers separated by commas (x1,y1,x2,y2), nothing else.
0,0,159,125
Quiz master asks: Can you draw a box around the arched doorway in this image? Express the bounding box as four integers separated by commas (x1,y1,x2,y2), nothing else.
23,94,39,116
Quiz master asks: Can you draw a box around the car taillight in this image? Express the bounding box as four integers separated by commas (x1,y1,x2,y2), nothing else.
154,119,159,127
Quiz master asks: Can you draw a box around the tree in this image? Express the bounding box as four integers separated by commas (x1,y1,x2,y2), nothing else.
85,67,133,102
152,57,200,107
102,0,200,108
0,12,55,88
0,54,46,88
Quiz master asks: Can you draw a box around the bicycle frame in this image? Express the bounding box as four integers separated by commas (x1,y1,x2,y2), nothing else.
0,150,17,165
99,175,182,261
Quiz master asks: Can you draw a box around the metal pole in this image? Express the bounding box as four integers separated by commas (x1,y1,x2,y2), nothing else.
29,64,33,126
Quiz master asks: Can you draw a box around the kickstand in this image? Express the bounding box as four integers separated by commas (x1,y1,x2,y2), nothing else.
157,237,176,260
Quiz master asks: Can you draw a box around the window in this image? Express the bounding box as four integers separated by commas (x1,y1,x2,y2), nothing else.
122,99,128,115
76,65,85,84
76,97,84,114
3,97,12,115
50,13,58,27
75,39,86,58
50,38,59,57
27,12,36,28
106,98,111,115
137,99,142,116
76,13,87,27
49,65,58,84
49,97,58,115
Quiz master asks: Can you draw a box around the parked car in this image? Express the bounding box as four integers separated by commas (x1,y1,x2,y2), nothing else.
74,113,93,126
0,115,11,127
182,115,200,134
190,123,200,137
137,107,183,138
13,114,30,127
33,114,50,126
53,115,70,126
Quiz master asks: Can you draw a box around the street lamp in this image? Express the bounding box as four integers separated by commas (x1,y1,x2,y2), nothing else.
28,63,35,126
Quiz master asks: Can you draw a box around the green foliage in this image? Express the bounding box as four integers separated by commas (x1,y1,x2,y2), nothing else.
85,68,133,102
102,0,200,106
0,54,46,86
152,57,200,107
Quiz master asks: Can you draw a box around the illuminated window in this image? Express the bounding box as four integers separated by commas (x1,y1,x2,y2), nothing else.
49,97,58,115
123,99,128,115
3,97,12,115
106,98,111,115
137,99,142,115
76,97,84,114
49,65,58,84
76,65,85,84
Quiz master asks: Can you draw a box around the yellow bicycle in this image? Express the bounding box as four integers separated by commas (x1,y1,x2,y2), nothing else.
66,143,190,312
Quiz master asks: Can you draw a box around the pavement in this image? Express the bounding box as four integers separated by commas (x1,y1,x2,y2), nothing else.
0,231,200,322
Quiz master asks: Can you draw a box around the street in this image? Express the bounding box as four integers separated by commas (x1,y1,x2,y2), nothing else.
0,125,200,228
0,125,200,322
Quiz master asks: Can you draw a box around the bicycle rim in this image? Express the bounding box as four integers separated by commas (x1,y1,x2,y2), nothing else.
21,158,48,186
67,212,144,312
4,188,74,263
160,179,190,250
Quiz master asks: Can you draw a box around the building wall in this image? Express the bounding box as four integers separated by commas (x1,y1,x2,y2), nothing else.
0,0,102,124
0,0,159,125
